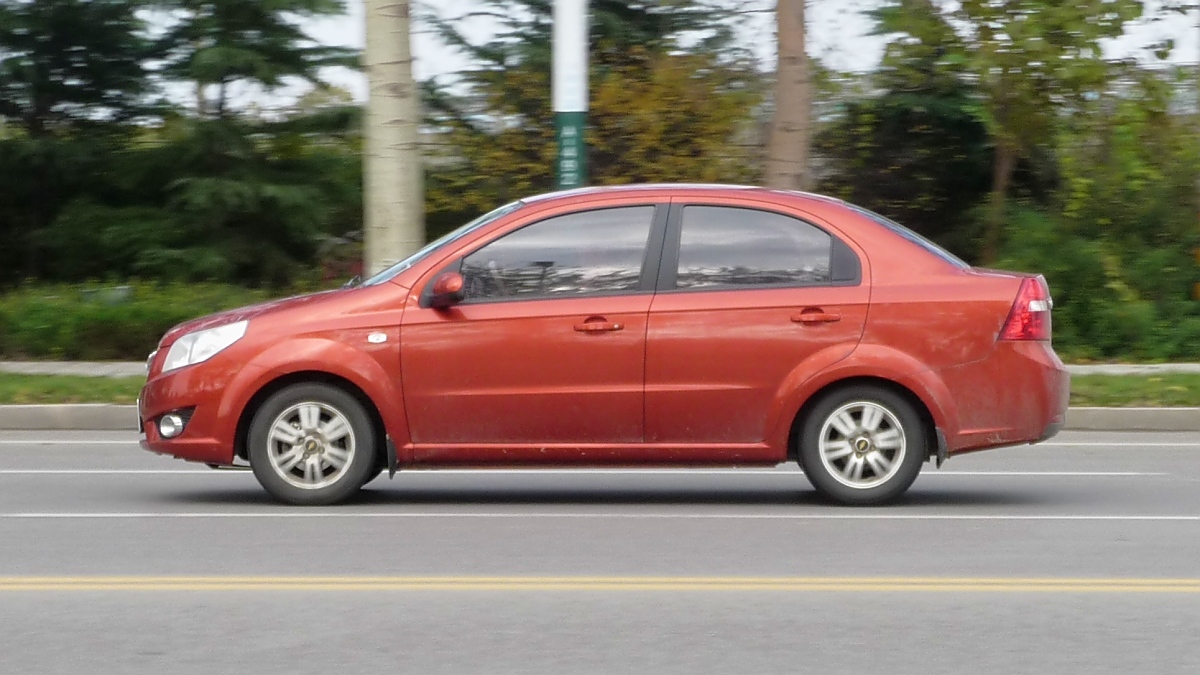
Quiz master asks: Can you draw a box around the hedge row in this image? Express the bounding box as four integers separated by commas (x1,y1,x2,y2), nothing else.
0,282,319,360
1,278,1198,362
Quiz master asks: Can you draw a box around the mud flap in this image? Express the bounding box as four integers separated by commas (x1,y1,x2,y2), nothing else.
386,436,399,478
934,429,948,468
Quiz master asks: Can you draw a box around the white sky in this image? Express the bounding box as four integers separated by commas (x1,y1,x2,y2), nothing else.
274,0,1200,109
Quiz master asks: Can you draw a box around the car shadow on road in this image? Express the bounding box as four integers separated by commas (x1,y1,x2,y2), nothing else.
157,484,1064,509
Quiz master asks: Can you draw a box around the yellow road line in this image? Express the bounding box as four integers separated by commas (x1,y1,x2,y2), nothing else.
1,577,1200,593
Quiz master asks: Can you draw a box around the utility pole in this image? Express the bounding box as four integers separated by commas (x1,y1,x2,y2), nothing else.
364,0,424,275
553,0,588,189
765,0,811,191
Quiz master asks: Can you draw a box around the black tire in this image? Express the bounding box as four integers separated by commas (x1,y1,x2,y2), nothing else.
361,466,386,487
247,383,377,506
797,385,926,506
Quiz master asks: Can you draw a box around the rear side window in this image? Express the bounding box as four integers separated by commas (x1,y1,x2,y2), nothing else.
851,206,969,269
674,206,832,289
461,206,655,300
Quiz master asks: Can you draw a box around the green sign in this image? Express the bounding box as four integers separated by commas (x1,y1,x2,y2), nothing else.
555,111,587,189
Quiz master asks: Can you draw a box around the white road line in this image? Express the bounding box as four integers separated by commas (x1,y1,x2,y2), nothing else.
0,469,1165,477
930,471,1163,476
1043,442,1200,447
0,470,221,475
0,441,135,445
1,512,1199,521
400,469,1164,477
0,440,1198,448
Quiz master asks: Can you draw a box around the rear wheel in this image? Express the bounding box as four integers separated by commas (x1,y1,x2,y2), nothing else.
248,383,377,506
797,385,926,506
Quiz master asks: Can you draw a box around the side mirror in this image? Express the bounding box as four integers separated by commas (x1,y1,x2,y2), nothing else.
429,272,465,309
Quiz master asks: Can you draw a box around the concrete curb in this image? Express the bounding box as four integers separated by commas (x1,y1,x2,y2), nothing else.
0,405,138,431
0,362,146,378
0,404,1196,433
1065,407,1200,432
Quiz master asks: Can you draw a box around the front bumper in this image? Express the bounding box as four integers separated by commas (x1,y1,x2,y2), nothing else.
138,359,254,466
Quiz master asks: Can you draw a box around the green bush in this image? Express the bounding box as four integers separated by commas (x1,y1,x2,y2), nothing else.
3,254,1198,362
995,207,1200,361
0,282,329,360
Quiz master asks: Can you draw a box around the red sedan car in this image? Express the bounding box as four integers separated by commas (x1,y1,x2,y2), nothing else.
139,184,1069,506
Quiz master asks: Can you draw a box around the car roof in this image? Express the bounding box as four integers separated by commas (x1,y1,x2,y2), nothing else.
520,183,848,208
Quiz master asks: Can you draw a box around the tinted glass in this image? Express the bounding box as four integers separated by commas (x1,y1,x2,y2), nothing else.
850,205,969,269
461,206,655,300
362,200,524,286
676,206,832,289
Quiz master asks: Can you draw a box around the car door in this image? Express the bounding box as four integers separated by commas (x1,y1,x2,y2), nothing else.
401,203,667,463
645,201,869,459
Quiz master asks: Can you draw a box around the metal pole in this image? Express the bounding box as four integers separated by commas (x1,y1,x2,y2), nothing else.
553,0,588,189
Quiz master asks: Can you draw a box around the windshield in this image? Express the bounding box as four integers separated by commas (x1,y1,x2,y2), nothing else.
361,201,525,286
850,206,970,269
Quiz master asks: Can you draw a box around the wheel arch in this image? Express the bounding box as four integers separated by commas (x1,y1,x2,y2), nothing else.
785,375,939,464
233,371,388,470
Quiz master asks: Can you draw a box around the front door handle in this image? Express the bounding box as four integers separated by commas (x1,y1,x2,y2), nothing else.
574,317,624,333
791,311,841,324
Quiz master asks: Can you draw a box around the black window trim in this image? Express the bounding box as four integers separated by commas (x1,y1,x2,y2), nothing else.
419,203,671,308
654,202,862,294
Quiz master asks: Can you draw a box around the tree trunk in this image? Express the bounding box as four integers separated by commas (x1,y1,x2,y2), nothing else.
982,142,1017,265
196,82,208,118
364,0,425,275
764,0,811,191
216,80,227,119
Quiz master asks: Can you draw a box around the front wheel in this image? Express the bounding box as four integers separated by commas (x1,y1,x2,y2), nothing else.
247,383,377,506
797,385,927,506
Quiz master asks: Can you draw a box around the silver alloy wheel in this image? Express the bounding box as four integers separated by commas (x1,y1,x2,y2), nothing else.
818,401,907,490
265,401,357,490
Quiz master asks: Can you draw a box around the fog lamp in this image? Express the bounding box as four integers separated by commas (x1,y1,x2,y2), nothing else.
159,414,185,439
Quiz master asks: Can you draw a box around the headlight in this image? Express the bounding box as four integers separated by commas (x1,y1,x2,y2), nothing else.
161,321,248,373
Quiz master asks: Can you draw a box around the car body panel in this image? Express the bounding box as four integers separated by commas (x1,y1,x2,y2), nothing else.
645,285,869,450
141,283,410,463
643,196,871,458
777,343,960,444
936,340,1069,452
400,293,653,454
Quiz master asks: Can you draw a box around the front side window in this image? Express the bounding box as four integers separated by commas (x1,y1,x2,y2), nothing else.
675,206,832,290
461,206,655,301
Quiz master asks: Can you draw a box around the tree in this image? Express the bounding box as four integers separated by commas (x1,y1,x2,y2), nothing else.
816,88,993,260
154,0,357,119
421,0,759,232
363,0,423,274
878,0,1145,263
0,0,152,135
25,105,365,287
765,0,811,190
425,0,743,76
0,0,155,278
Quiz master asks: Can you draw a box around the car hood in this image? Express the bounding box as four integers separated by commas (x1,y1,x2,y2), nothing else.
158,289,344,348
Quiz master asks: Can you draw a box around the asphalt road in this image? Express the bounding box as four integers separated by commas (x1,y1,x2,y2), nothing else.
1,430,1199,674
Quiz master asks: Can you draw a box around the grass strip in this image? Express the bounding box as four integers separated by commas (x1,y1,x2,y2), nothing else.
0,373,143,404
1068,373,1200,408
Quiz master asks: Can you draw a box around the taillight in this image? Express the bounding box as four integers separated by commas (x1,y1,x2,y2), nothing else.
999,276,1052,341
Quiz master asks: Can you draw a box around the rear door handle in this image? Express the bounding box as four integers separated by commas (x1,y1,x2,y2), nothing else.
791,311,841,324
574,318,624,332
